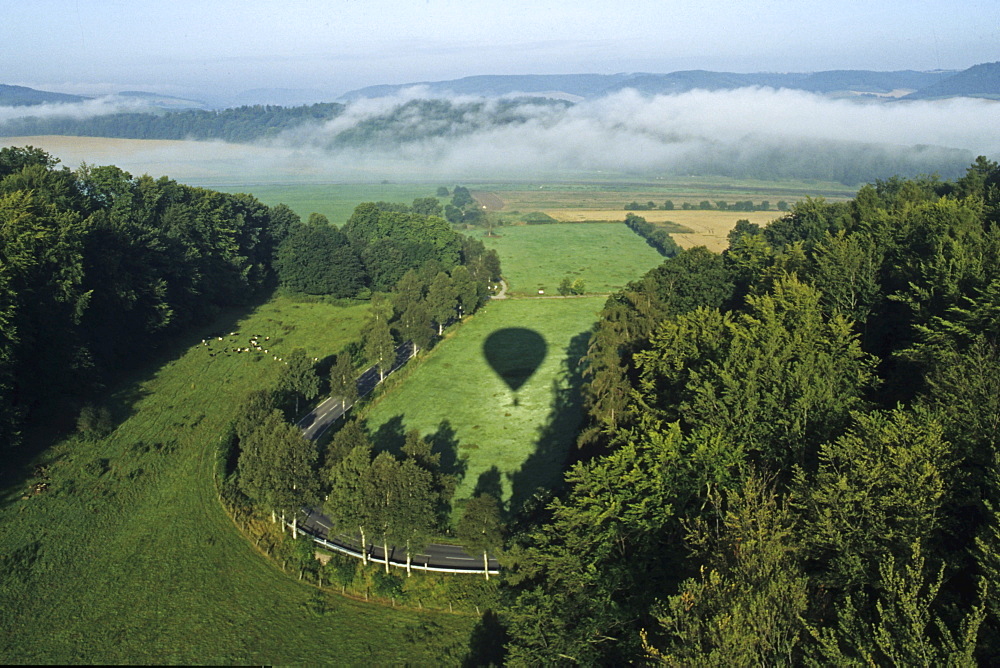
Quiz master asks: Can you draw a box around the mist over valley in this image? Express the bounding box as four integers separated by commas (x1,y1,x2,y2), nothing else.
3,69,999,184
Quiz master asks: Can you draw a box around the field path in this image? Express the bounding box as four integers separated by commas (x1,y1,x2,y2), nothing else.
472,191,505,210
294,344,500,576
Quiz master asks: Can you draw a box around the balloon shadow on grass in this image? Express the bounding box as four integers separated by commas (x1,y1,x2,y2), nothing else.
482,328,547,395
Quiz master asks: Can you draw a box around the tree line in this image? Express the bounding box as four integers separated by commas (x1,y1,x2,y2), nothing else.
226,236,504,575
623,212,681,257
627,199,789,212
0,146,299,452
497,157,1000,664
271,197,499,298
0,103,345,143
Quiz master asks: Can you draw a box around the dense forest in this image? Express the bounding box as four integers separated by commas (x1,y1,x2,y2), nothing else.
0,103,345,143
496,157,1000,664
0,144,498,458
0,145,294,450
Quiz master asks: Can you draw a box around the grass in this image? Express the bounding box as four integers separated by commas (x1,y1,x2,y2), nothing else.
0,294,479,664
361,297,603,514
212,183,444,226
477,223,666,295
543,208,782,252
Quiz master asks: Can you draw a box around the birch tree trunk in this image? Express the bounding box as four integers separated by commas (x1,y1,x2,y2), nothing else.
483,550,490,580
384,538,390,573
360,526,368,565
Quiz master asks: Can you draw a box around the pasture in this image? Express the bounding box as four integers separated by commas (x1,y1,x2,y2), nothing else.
543,208,782,252
213,183,441,226
362,297,603,515
477,223,666,295
0,295,478,664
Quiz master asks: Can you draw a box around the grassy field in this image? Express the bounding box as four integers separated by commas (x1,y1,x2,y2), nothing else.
0,294,479,664
213,183,443,226
477,223,666,295
362,297,603,514
540,209,781,252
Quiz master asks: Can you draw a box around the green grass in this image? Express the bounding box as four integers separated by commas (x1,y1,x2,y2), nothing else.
362,298,603,514
212,183,445,226
0,294,478,664
478,223,666,295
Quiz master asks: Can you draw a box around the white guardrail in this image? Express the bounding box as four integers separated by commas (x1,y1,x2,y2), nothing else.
286,520,500,576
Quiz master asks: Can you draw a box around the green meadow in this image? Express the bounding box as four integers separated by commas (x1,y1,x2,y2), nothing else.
478,222,666,295
0,295,478,664
213,183,443,225
362,297,603,514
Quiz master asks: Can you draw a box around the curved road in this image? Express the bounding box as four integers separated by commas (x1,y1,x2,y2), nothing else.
293,341,500,575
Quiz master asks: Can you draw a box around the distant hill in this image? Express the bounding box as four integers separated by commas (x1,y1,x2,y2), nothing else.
115,91,210,110
903,61,1000,100
224,88,335,107
339,68,963,101
0,84,88,106
339,74,637,101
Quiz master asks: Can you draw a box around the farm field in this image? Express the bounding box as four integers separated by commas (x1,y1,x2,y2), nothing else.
472,177,856,209
212,183,441,226
478,223,666,295
543,209,782,252
362,297,603,515
0,295,478,664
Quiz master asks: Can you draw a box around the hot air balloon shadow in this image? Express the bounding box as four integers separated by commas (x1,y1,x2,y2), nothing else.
483,328,547,405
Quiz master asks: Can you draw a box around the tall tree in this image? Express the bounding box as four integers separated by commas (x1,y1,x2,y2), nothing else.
646,475,809,666
328,353,358,417
363,313,396,382
279,347,320,415
425,271,457,335
326,440,375,565
456,493,503,579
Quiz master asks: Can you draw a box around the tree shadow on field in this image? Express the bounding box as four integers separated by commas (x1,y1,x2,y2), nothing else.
368,415,468,482
473,466,503,502
428,419,468,482
507,329,590,518
462,609,509,668
369,414,407,455
0,289,272,511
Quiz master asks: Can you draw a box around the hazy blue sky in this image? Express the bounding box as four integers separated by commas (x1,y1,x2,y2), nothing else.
4,0,997,99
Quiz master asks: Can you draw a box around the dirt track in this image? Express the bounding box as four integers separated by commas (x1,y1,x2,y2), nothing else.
472,191,505,211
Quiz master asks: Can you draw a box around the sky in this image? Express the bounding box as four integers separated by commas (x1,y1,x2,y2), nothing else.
3,0,998,101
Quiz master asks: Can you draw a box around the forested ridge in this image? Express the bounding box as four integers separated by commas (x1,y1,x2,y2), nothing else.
0,103,345,143
0,145,498,458
496,157,1000,664
0,146,297,450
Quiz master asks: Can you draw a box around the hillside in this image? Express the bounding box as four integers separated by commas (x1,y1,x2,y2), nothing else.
904,61,1000,99
339,68,959,101
0,84,87,106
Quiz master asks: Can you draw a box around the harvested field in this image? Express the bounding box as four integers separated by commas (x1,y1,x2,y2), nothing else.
544,209,781,252
471,190,505,210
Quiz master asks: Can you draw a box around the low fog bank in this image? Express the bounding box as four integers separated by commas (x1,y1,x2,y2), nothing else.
0,95,158,124
2,87,996,185
271,87,998,184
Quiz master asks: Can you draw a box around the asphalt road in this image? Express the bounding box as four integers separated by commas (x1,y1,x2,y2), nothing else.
296,342,414,440
299,507,499,574
294,341,500,575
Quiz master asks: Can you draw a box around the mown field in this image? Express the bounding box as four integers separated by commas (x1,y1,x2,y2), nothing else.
362,297,603,515
213,183,442,226
0,135,844,662
0,295,479,664
545,209,782,252
478,223,666,295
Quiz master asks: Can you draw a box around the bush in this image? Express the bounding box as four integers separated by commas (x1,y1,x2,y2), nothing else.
372,569,405,599
77,404,114,439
